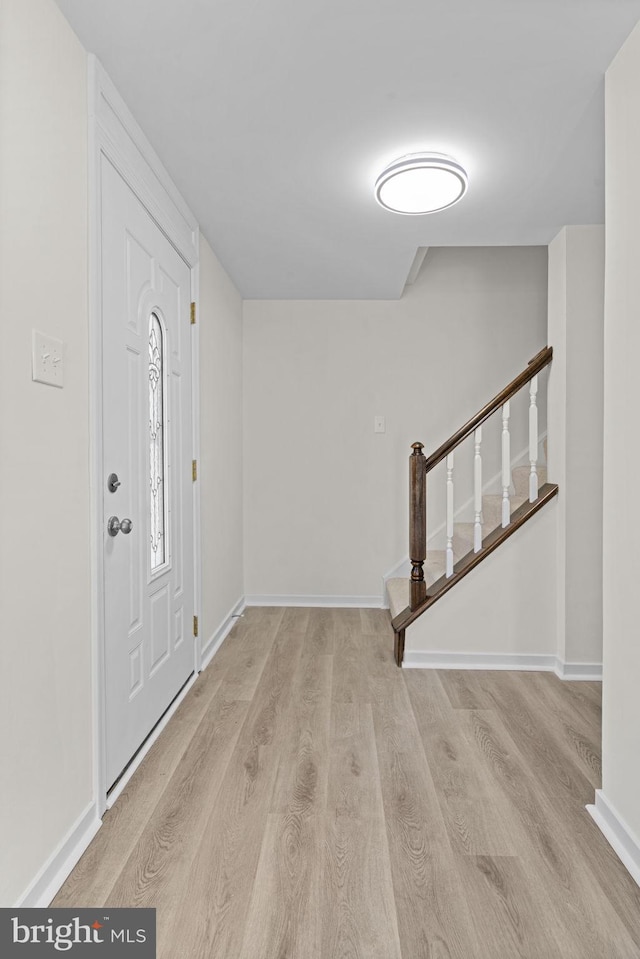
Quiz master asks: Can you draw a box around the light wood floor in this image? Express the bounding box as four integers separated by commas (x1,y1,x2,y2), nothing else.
54,607,640,958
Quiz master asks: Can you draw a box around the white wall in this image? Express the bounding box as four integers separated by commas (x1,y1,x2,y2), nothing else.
403,502,558,663
0,0,92,905
601,22,640,847
243,246,548,602
0,1,245,906
548,226,604,667
198,235,244,651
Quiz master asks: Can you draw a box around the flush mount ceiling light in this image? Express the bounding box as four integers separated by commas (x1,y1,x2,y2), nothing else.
374,152,468,215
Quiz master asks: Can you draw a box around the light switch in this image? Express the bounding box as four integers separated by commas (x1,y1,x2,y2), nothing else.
374,415,386,433
32,330,64,388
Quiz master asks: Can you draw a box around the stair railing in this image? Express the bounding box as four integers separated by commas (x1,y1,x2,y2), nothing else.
409,347,553,586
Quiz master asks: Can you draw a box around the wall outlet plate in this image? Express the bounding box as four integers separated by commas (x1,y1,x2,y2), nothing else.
32,330,64,388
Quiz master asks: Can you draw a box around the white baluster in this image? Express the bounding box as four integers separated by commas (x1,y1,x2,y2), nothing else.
474,426,482,552
501,400,511,527
529,375,538,502
446,452,454,578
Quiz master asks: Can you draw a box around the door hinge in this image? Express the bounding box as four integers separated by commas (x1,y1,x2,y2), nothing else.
192,459,198,482
193,615,199,638
190,302,196,325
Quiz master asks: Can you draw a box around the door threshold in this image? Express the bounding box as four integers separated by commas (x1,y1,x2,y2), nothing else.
106,671,197,810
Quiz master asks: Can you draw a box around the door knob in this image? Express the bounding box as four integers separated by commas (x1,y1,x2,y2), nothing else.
107,516,133,537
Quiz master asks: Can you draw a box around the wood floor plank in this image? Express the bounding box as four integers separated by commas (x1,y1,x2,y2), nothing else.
53,613,263,907
528,672,601,735
404,669,521,857
269,646,332,814
305,606,337,656
326,703,382,818
509,671,602,789
218,608,283,700
52,664,226,906
280,605,312,634
555,676,602,722
547,796,640,952
457,706,640,957
480,671,598,806
372,683,487,959
359,607,388,635
238,637,332,959
438,669,497,710
102,691,249,950
323,703,402,959
53,609,640,959
362,615,407,706
159,619,305,959
331,608,369,704
454,853,575,959
239,811,322,959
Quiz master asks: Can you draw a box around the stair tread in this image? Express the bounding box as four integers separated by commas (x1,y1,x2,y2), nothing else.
387,577,410,619
387,557,444,617
512,465,548,479
454,521,495,538
423,556,446,582
483,492,528,507
482,492,528,526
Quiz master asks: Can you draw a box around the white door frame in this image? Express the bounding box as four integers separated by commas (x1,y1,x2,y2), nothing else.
88,57,202,816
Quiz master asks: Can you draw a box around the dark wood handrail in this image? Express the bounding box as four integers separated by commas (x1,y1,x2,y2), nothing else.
424,346,553,474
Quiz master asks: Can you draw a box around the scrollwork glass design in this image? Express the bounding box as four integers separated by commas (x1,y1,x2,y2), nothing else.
149,314,166,570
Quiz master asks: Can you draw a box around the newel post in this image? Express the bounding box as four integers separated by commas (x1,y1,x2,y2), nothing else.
409,442,427,582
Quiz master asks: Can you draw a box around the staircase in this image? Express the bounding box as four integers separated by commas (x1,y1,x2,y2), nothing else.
388,347,558,665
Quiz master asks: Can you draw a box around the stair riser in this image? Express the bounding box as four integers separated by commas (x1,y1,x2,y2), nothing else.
453,530,473,559
482,495,506,529
453,524,494,560
482,492,529,528
512,465,547,499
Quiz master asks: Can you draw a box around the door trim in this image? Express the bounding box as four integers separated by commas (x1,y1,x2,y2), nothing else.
88,56,202,816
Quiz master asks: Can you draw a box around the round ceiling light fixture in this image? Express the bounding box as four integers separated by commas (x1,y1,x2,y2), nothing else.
374,152,468,215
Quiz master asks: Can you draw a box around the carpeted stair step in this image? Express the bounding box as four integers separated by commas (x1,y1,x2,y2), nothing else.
387,552,446,618
386,577,410,620
453,521,495,559
481,492,528,529
512,465,547,499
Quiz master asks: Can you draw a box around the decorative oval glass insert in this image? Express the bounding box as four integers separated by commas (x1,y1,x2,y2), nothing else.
149,313,167,571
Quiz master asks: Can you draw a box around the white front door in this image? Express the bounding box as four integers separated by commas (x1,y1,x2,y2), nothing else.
101,156,195,790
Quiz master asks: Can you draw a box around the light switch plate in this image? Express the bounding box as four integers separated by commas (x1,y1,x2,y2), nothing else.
374,415,386,433
32,330,64,388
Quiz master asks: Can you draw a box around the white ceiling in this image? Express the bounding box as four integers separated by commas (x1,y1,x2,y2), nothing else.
55,0,640,299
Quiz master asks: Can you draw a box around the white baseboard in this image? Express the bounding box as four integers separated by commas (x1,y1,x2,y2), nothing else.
554,660,602,681
16,801,102,907
587,790,640,888
402,650,602,679
244,594,384,609
402,651,558,671
200,596,246,671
